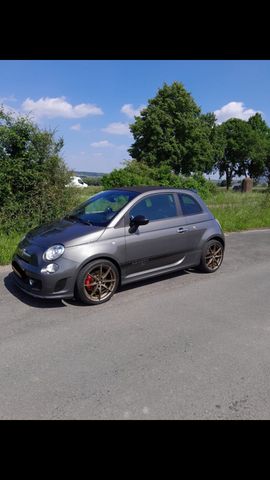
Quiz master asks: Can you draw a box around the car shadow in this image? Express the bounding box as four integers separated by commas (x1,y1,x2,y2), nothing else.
63,269,195,307
4,268,205,309
186,267,207,274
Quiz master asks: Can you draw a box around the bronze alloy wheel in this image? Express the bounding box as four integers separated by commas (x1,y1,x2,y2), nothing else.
84,264,117,302
75,259,120,305
205,243,223,271
198,239,224,273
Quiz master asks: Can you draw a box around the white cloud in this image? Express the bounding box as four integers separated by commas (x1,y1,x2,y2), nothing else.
91,140,114,148
70,123,81,131
0,94,17,103
102,122,131,135
0,103,19,117
121,103,146,118
214,101,261,124
21,96,103,119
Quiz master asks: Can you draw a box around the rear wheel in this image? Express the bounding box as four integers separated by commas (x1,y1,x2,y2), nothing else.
198,239,224,273
75,260,119,305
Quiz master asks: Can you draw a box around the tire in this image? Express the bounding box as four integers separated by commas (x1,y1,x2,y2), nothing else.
198,239,224,273
75,259,119,305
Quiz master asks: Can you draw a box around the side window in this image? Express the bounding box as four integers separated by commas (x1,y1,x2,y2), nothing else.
178,193,202,215
130,194,177,222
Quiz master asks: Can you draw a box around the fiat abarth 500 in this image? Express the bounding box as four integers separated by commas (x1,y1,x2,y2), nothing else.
12,186,225,305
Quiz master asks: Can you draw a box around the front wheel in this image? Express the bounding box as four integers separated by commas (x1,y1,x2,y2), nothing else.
75,260,119,305
198,239,224,273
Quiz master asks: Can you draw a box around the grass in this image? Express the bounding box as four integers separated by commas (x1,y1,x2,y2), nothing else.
0,231,24,266
206,190,270,231
1,187,270,266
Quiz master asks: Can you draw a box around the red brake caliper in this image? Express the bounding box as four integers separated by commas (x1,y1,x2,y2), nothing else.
85,273,94,290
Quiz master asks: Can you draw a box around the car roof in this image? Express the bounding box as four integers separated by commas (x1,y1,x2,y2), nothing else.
113,186,197,194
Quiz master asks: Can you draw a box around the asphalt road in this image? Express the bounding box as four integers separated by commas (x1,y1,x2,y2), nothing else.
0,229,270,420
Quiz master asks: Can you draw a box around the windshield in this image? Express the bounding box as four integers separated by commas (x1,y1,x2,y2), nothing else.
66,189,139,227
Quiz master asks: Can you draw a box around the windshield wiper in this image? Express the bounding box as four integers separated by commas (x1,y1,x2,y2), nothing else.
64,214,92,226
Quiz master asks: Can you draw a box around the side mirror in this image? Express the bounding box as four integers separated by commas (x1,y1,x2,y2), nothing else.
129,215,149,232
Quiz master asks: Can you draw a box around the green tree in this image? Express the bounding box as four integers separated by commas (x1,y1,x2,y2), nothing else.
214,118,259,190
128,82,216,175
0,107,78,233
248,113,270,183
83,176,103,186
101,159,216,199
264,157,270,186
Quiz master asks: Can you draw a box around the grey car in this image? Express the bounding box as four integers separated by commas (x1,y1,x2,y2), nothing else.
12,186,225,305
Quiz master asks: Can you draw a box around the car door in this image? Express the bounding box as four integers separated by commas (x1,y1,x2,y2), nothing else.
177,192,210,256
123,192,191,278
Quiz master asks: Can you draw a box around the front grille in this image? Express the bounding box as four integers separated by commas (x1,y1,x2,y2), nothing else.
16,248,31,264
12,260,28,282
12,260,42,291
16,245,39,266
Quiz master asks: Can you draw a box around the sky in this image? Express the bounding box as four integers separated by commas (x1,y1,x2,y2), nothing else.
1,60,270,174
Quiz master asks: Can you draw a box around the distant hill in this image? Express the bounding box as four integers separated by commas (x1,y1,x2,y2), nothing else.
75,171,106,178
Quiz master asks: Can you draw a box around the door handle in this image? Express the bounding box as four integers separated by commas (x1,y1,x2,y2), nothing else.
177,227,188,233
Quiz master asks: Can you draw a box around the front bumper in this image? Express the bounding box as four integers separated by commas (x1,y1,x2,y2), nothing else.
12,254,79,299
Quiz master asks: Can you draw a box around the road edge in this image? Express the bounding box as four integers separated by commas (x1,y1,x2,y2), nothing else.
0,265,11,273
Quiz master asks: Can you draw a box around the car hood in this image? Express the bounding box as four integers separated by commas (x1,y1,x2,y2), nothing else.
25,218,105,249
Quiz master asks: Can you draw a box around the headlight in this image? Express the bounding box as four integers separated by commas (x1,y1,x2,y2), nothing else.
44,244,65,261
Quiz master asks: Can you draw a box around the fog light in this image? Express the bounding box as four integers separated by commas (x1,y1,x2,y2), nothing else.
41,263,59,274
29,279,35,286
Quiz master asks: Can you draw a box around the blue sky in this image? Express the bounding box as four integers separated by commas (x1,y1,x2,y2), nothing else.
1,60,270,174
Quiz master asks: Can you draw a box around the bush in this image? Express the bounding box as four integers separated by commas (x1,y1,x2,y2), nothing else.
101,160,216,199
0,108,80,234
83,176,103,186
218,179,227,187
